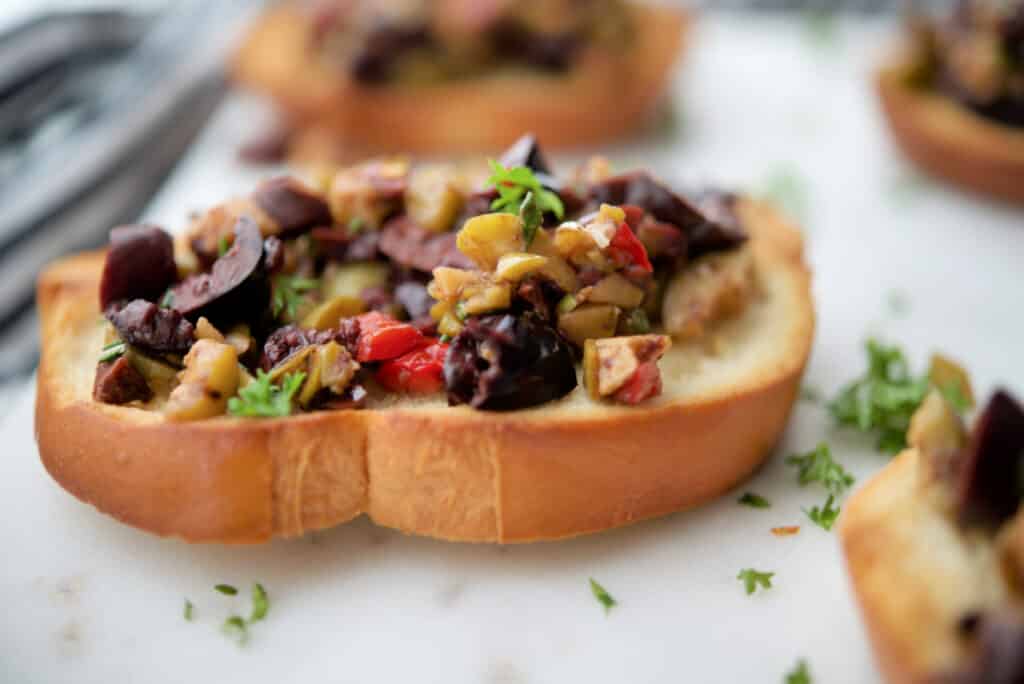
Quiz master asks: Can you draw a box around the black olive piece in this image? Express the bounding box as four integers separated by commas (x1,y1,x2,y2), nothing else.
957,390,1024,530
349,22,431,84
690,191,749,258
394,281,434,321
444,314,577,411
98,224,177,310
251,177,332,237
260,321,360,372
93,355,152,405
947,612,1024,684
499,133,553,176
107,299,194,354
171,216,270,327
589,171,706,232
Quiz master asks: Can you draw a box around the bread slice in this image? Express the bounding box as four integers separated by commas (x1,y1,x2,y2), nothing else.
230,3,688,157
35,198,812,544
877,60,1024,205
840,449,1008,683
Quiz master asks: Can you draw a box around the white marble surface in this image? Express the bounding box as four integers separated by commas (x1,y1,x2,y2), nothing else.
1,13,1023,684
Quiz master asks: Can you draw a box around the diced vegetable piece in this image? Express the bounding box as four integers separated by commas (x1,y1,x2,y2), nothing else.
558,304,620,347
613,361,663,405
619,308,651,335
164,340,240,421
553,222,597,257
636,220,685,260
461,281,511,316
326,159,408,229
224,324,253,357
301,296,366,330
527,228,581,292
194,317,224,342
405,165,463,233
583,335,671,398
355,312,425,362
609,222,653,272
376,342,449,394
588,273,645,308
583,340,601,400
662,247,755,339
321,262,390,300
928,353,975,410
428,267,479,301
457,213,525,269
125,347,179,398
598,203,626,224
298,341,359,406
494,252,548,282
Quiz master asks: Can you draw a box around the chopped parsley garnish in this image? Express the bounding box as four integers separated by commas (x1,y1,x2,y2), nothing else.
785,659,812,684
228,370,305,419
222,615,248,645
738,492,771,509
215,584,238,596
184,599,194,621
786,443,854,497
519,191,542,246
250,583,269,622
737,568,774,595
438,334,453,344
347,217,366,235
589,578,617,614
159,290,175,309
805,494,841,532
271,274,319,319
217,235,230,257
99,341,126,363
829,340,971,454
486,160,564,220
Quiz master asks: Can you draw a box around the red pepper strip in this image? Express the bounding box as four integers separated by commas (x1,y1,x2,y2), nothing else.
613,361,663,405
610,222,653,273
376,342,449,394
355,311,425,362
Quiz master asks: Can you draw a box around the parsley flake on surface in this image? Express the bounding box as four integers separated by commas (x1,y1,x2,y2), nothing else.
271,274,319,319
737,568,774,595
829,340,971,454
222,615,248,645
486,160,564,220
228,370,305,419
805,494,841,532
589,578,617,614
215,584,238,596
250,583,269,622
786,443,854,497
738,492,771,509
518,191,542,246
785,659,812,684
184,599,194,621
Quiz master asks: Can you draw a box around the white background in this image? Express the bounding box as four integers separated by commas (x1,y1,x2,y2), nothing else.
1,10,1022,684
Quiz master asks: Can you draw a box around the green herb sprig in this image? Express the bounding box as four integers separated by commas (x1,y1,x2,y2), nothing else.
589,578,617,614
805,494,841,532
228,370,305,418
738,492,771,509
519,191,542,246
737,568,774,595
786,443,854,497
486,161,564,222
272,275,319,320
785,659,812,684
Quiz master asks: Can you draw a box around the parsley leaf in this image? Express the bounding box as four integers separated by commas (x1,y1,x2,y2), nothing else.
227,370,306,419
785,659,813,684
738,492,771,509
217,235,230,257
215,584,238,596
222,615,248,645
184,599,194,621
805,494,841,531
737,568,774,595
519,191,542,247
828,339,967,454
272,275,319,320
589,578,617,614
486,160,564,220
786,443,854,497
99,341,126,363
250,583,269,622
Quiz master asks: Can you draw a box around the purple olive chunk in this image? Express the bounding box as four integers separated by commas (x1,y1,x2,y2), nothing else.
394,281,434,321
106,299,194,353
689,191,749,258
260,321,361,372
252,177,331,237
499,133,553,176
942,611,1024,684
93,355,152,404
378,216,473,273
957,390,1024,530
171,217,270,326
589,172,705,232
98,224,177,310
444,313,577,411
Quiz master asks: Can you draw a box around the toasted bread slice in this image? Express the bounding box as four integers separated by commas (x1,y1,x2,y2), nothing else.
877,61,1024,205
840,450,1008,683
230,3,688,158
35,199,812,544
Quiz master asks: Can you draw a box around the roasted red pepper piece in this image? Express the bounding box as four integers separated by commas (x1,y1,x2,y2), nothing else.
376,342,449,394
613,361,663,405
355,311,425,362
610,222,653,273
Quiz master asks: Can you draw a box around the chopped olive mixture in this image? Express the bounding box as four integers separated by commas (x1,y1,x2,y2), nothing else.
305,0,634,85
94,134,750,419
905,0,1024,126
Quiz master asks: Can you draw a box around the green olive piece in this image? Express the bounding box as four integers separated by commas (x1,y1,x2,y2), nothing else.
125,347,179,398
558,304,620,347
588,273,645,309
321,262,390,300
301,296,366,330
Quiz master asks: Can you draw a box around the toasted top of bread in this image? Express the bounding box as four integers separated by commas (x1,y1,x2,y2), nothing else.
35,198,813,544
230,3,688,157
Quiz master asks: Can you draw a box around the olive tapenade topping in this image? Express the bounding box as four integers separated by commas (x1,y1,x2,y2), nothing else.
955,390,1024,530
99,224,178,311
